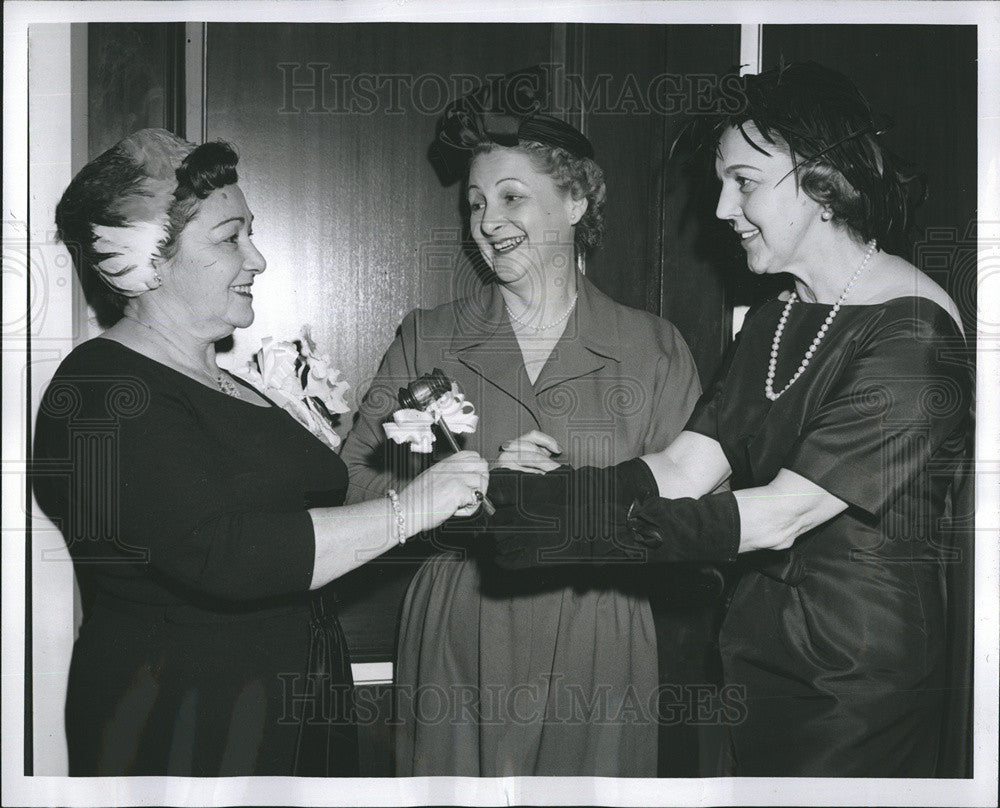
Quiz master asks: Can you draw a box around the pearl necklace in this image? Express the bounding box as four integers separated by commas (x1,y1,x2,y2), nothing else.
765,240,877,402
505,293,578,333
121,315,241,398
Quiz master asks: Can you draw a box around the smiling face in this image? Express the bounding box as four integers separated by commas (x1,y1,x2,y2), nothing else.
158,184,265,336
714,124,826,276
467,147,585,287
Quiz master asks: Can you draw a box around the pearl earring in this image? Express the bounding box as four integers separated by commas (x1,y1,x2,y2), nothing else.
821,208,833,222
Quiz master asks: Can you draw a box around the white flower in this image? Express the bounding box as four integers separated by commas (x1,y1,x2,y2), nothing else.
239,329,351,452
426,383,479,434
255,337,299,390
383,409,436,453
302,355,351,415
297,325,351,415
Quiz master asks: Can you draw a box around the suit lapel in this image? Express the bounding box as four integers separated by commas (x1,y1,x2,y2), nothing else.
448,277,625,424
532,277,622,394
449,286,542,428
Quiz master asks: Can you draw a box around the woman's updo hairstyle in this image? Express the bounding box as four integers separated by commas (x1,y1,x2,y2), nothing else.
161,141,239,261
55,129,239,325
723,61,924,256
434,66,607,257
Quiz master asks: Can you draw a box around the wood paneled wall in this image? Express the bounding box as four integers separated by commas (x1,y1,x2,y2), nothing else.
582,25,742,386
206,23,553,414
88,23,184,159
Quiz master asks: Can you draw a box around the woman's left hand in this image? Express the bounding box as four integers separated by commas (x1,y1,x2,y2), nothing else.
493,430,562,474
733,469,848,553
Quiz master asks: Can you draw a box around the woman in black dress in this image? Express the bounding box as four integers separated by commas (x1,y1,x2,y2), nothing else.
32,129,488,776
484,62,972,776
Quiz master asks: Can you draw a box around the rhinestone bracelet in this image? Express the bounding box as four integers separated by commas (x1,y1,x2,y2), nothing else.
385,489,407,544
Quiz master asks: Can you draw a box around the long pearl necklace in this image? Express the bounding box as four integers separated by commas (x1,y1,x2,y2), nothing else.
505,292,578,333
765,240,877,402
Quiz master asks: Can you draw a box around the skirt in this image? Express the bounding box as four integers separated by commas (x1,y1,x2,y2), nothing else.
394,553,658,776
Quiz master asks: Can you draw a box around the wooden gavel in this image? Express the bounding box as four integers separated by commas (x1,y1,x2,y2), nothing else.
399,369,495,516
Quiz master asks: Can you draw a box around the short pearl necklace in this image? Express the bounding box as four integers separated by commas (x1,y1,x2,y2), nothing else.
214,373,242,398
505,292,578,333
122,315,241,399
765,240,877,402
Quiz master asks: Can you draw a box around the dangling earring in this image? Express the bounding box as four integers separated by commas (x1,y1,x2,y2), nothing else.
151,273,163,288
820,207,833,222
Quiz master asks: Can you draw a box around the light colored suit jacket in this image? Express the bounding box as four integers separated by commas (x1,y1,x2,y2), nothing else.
341,274,700,500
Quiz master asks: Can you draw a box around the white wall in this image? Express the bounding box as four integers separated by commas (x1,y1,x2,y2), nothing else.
25,23,82,777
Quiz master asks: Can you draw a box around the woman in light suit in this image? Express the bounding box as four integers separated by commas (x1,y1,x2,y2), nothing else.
339,72,701,776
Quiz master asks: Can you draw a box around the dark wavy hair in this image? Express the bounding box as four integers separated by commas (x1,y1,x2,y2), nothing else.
161,141,239,261
722,61,925,256
470,140,607,257
55,133,239,326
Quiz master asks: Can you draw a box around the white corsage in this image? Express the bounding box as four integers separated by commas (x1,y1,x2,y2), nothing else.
427,383,479,434
383,382,478,453
383,409,436,453
240,326,351,450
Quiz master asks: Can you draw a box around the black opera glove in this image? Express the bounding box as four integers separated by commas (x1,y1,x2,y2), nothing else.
485,458,659,512
484,461,741,570
442,461,653,538
619,492,740,562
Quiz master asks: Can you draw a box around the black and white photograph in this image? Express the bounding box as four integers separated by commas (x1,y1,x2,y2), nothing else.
3,2,998,806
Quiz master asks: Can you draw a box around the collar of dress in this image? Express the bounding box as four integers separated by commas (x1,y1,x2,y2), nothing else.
448,274,624,363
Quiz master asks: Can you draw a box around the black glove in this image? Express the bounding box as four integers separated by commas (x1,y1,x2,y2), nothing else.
485,461,740,569
437,460,652,545
485,458,658,511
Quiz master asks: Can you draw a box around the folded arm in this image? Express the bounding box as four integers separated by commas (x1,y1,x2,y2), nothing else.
640,431,731,499
484,433,847,567
732,469,847,553
640,433,846,551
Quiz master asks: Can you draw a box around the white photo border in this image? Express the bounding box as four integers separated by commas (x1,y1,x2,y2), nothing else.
3,2,998,806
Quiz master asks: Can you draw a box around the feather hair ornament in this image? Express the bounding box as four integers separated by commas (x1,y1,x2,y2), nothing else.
91,219,171,294
90,129,194,296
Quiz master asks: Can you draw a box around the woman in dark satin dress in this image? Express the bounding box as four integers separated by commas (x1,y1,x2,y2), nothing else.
484,62,972,776
32,129,487,776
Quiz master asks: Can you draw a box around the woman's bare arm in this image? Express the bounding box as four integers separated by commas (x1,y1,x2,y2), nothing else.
733,469,848,553
641,431,732,499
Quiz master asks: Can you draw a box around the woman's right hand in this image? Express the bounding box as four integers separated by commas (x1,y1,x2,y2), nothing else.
398,451,490,536
494,430,562,474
